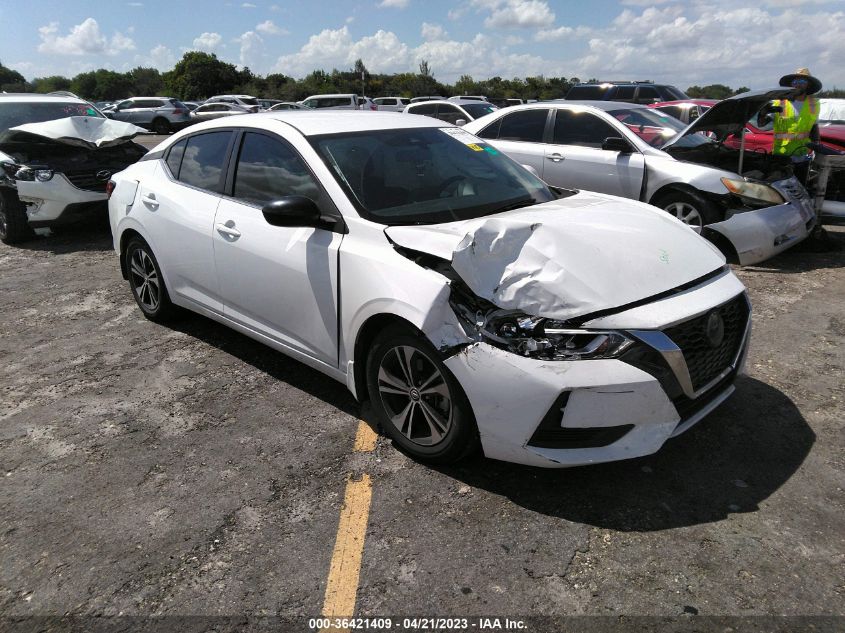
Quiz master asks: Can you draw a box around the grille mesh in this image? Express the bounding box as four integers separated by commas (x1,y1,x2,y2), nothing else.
664,295,749,392
64,171,109,193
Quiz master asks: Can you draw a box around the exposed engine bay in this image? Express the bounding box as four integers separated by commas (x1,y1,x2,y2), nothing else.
665,143,795,182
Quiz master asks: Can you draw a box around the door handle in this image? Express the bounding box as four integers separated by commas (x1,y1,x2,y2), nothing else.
547,153,564,162
141,193,159,209
215,222,241,239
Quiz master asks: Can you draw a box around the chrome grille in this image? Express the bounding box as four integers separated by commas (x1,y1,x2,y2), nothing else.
663,295,749,392
64,171,109,193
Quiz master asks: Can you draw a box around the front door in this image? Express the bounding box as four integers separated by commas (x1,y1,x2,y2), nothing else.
212,131,342,365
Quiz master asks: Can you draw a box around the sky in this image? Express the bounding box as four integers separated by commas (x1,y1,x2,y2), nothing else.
1,0,844,91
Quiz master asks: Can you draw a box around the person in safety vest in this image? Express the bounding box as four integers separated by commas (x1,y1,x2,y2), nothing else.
759,67,821,158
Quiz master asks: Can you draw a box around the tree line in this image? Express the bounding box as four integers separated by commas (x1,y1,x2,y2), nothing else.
2,53,843,102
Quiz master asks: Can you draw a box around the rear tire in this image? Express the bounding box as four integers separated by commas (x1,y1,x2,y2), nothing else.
124,237,178,322
366,324,479,464
0,189,35,245
652,189,721,233
151,118,171,135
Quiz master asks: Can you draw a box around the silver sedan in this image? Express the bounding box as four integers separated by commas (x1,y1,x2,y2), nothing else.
190,103,251,121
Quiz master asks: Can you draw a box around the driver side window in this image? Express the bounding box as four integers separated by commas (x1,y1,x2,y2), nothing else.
553,110,619,148
232,132,321,207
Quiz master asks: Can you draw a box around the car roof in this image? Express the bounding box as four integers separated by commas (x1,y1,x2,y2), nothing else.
0,93,88,104
183,111,449,136
523,100,647,112
304,94,357,99
407,99,481,107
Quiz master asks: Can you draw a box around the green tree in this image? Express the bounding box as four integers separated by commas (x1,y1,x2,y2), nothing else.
129,67,164,96
31,76,72,93
0,61,26,91
164,52,239,100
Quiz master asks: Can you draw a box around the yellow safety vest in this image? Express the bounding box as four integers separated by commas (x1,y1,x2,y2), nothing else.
772,97,818,156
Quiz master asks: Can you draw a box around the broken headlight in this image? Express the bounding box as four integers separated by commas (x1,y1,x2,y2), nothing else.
481,310,634,360
14,167,54,182
721,177,784,206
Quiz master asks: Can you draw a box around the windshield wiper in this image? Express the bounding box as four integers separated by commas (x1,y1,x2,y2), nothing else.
486,196,538,215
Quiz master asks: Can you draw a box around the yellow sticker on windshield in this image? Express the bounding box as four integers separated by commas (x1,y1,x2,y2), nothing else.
467,143,484,151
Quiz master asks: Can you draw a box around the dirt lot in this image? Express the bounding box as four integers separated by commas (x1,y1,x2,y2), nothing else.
0,217,843,632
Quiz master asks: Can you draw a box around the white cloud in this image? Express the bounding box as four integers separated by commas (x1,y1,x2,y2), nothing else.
421,22,447,41
134,44,177,71
242,2,256,7
37,18,136,56
473,0,555,29
237,31,265,69
256,20,288,35
272,27,560,81
379,0,410,7
192,32,223,52
127,2,144,6
535,25,573,41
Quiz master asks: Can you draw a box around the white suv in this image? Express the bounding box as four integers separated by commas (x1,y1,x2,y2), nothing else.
300,94,377,111
373,97,410,112
203,95,261,113
0,93,146,244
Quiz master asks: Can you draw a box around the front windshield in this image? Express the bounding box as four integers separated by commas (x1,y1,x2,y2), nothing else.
462,103,498,119
311,127,556,225
0,101,104,131
608,107,713,149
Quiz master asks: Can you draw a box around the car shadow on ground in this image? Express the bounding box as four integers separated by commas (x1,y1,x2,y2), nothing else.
431,376,814,531
741,225,845,274
16,215,113,254
166,312,361,417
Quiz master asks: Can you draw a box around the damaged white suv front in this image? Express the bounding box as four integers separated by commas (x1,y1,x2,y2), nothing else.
0,93,146,244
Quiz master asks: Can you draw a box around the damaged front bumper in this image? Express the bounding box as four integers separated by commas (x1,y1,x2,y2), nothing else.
444,273,751,468
15,175,107,226
706,179,816,265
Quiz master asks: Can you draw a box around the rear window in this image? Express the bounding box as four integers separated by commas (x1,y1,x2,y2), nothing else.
612,86,636,101
239,98,259,106
0,101,103,130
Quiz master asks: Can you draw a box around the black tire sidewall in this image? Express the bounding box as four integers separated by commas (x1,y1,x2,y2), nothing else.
152,119,170,134
365,326,478,464
124,238,174,321
654,190,721,227
0,189,34,245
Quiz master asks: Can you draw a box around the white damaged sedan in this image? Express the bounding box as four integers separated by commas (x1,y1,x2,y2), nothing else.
108,111,750,468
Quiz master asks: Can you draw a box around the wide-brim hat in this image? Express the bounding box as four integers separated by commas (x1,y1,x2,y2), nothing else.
779,67,822,94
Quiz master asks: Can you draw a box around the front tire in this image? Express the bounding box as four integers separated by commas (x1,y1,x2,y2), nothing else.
124,237,178,322
366,325,478,464
652,190,721,233
0,189,35,245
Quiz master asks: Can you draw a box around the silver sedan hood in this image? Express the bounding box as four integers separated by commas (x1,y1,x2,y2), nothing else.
662,88,794,148
385,190,726,320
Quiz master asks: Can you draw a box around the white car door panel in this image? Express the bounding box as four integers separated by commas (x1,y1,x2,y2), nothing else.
212,131,341,365
213,200,341,364
140,165,223,311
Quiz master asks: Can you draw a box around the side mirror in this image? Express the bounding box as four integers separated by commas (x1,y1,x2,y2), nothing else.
262,196,322,228
602,136,632,153
455,118,468,126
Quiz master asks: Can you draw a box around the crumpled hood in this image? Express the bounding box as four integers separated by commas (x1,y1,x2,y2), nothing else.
1,116,146,149
385,190,725,320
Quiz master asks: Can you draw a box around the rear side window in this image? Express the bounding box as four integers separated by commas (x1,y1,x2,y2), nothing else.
166,139,187,177
435,104,464,125
409,103,437,116
476,118,501,140
177,132,232,192
233,132,320,206
497,109,549,142
636,86,660,103
612,86,636,101
566,85,606,100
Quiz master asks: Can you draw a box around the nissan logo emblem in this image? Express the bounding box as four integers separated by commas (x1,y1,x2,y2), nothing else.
96,170,112,181
705,310,725,349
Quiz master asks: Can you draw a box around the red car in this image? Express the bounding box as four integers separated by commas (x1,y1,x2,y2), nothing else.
650,99,845,153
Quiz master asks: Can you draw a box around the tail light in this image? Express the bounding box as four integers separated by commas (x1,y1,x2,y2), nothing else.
106,180,116,199
370,103,378,111
172,108,184,115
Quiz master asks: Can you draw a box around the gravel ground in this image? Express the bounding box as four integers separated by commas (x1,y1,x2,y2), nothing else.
0,217,842,631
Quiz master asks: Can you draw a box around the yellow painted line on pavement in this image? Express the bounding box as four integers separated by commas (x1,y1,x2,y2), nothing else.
353,420,378,453
319,421,378,631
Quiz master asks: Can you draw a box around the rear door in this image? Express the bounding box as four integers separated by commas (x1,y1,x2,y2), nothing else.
542,108,645,198
212,131,342,365
138,130,235,312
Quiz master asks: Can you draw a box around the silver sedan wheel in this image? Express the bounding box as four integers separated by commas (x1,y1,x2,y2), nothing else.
129,248,161,312
376,345,454,446
665,202,703,233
